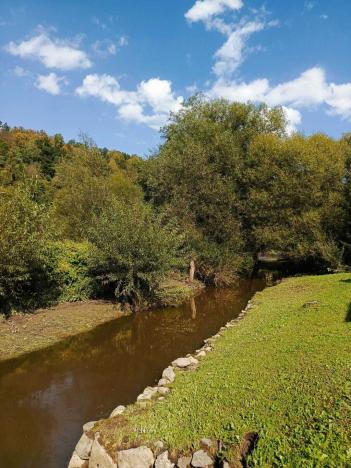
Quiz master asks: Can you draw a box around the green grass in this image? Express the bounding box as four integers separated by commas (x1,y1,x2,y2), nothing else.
95,273,351,466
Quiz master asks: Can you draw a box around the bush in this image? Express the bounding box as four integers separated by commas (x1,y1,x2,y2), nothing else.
87,199,182,308
51,241,94,302
0,187,55,313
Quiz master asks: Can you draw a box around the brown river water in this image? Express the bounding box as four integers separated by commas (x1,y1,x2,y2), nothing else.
0,279,265,468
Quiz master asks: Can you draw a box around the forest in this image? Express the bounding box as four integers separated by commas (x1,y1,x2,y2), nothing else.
1,97,351,314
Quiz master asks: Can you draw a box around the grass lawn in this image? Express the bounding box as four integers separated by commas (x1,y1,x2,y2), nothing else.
94,273,351,466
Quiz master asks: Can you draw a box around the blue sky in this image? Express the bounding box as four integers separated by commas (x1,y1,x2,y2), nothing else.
1,0,351,156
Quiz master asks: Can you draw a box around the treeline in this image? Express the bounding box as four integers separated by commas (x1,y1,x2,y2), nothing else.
0,98,350,314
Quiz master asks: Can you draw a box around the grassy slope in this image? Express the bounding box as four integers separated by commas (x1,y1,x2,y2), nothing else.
95,273,351,466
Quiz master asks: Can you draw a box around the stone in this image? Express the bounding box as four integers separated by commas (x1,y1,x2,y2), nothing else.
196,351,206,358
83,421,97,433
155,450,174,468
191,450,213,467
89,439,117,468
158,378,169,386
171,357,198,368
162,366,176,383
109,405,126,417
153,440,164,451
75,433,93,460
177,456,192,468
117,446,154,468
137,387,158,401
68,451,88,468
221,462,230,468
158,386,170,395
158,397,165,401
200,438,212,449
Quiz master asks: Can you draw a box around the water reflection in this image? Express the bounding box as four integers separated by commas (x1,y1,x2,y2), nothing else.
0,279,264,468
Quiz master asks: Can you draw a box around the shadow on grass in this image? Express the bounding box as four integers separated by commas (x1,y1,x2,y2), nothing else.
346,304,351,322
340,279,351,283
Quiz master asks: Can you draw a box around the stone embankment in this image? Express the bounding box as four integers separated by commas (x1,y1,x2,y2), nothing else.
68,301,254,468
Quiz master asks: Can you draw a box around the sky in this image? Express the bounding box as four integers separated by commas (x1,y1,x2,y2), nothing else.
1,0,351,156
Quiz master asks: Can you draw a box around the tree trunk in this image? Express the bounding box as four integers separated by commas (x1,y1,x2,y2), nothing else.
189,259,195,283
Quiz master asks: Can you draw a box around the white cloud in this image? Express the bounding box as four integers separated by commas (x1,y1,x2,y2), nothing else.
92,39,117,57
185,0,243,23
208,66,351,130
326,83,351,120
118,36,128,47
213,20,265,77
92,36,128,57
265,67,328,107
5,32,92,70
282,106,302,134
76,74,183,130
209,77,269,101
35,72,66,95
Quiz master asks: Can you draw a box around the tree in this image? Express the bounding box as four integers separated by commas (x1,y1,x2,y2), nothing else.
142,98,286,282
245,133,345,267
0,186,53,313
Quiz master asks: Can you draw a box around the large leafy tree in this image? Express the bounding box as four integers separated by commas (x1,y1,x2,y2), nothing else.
142,98,287,282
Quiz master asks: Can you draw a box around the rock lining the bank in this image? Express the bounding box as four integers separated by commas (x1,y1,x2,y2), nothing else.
68,300,255,468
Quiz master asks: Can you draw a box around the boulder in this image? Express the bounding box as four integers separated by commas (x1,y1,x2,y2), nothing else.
153,440,164,451
68,451,88,468
162,366,175,383
171,357,198,369
75,433,93,460
117,446,154,468
157,386,170,395
89,439,117,468
177,455,192,468
158,378,169,386
109,405,126,417
137,387,158,401
200,438,212,449
155,450,174,468
196,351,206,358
83,421,97,433
191,450,213,467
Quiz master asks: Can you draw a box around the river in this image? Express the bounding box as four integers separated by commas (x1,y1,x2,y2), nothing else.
0,279,265,467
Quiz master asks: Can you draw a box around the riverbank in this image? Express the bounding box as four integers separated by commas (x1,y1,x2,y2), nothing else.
84,273,351,466
0,300,124,362
0,276,203,362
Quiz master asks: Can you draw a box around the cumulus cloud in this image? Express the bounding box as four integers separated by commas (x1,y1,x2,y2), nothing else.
208,66,351,130
76,74,183,130
282,106,302,135
5,32,92,70
35,72,66,95
185,0,243,23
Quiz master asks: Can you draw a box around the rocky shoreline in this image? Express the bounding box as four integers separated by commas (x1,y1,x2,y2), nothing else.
68,300,254,468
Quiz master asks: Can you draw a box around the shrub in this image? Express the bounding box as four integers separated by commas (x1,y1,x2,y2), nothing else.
87,199,182,308
51,241,94,302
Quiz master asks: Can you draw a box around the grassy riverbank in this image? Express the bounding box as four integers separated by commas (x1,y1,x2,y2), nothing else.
0,276,202,362
0,301,124,361
93,273,351,466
